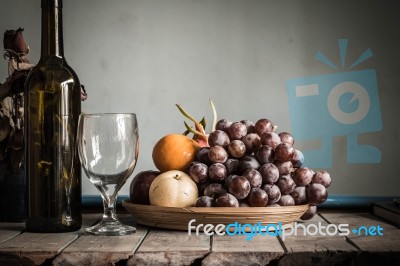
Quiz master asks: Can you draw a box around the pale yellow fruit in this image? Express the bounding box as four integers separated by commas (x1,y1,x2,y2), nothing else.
149,170,198,207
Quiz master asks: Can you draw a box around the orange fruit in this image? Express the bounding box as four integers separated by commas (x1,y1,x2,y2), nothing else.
152,134,200,173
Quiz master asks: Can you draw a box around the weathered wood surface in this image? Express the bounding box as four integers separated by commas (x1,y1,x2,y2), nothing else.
128,230,210,266
203,233,284,266
320,212,400,265
278,213,358,266
53,215,148,266
0,231,80,265
0,211,399,266
0,223,24,244
321,212,400,252
0,214,98,266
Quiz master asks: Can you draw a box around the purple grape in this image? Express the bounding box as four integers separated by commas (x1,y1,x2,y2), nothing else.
255,145,275,164
291,149,304,168
275,160,293,175
241,119,256,134
197,181,211,196
262,184,281,204
208,145,228,164
208,130,230,147
195,196,214,207
275,142,295,162
292,167,313,186
241,133,261,154
204,183,227,198
259,163,279,184
290,186,307,205
215,193,239,207
238,155,260,173
260,132,281,149
312,170,332,188
300,206,317,220
307,183,328,205
278,195,295,206
227,140,246,158
196,147,212,165
186,160,197,173
188,162,209,183
209,163,227,182
276,174,296,195
242,169,262,188
224,158,239,174
247,188,268,207
255,118,274,136
278,132,294,146
224,174,237,187
227,175,251,200
216,119,233,133
228,122,247,140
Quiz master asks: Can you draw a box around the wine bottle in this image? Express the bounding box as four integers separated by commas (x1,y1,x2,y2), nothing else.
24,0,82,232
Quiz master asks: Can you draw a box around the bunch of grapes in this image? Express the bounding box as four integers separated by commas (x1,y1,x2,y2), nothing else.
186,118,332,220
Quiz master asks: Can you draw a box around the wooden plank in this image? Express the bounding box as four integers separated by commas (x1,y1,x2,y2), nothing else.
321,212,400,265
202,233,284,266
0,222,25,266
0,231,79,265
128,229,210,266
0,214,98,265
321,212,400,252
0,223,24,244
373,202,400,227
278,214,358,266
53,215,148,266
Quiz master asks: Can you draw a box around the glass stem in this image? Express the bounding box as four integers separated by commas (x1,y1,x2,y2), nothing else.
103,196,117,222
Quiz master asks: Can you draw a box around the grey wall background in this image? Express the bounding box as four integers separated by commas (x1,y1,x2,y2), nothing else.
1,0,399,197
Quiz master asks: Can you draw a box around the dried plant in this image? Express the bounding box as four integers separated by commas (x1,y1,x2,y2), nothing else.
0,28,33,173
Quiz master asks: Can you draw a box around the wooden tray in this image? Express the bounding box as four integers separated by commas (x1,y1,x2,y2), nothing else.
122,200,308,231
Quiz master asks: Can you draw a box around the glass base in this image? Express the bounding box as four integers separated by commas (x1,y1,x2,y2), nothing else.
85,219,136,236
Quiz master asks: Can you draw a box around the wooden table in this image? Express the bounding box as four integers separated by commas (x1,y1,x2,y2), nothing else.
0,211,399,266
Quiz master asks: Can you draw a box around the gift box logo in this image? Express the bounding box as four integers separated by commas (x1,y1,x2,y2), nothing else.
286,39,382,168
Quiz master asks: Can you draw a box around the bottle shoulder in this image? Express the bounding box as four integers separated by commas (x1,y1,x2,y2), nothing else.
26,57,81,90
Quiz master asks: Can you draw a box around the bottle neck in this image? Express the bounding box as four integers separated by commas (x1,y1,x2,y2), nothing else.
41,3,64,59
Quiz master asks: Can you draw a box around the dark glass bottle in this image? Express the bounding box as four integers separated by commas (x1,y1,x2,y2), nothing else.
24,0,82,232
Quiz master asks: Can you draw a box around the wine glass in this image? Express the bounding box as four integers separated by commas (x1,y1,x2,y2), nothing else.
77,113,139,236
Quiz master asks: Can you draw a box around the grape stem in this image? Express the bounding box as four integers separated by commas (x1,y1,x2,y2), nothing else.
184,121,203,136
209,99,217,132
176,100,218,147
176,104,206,135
